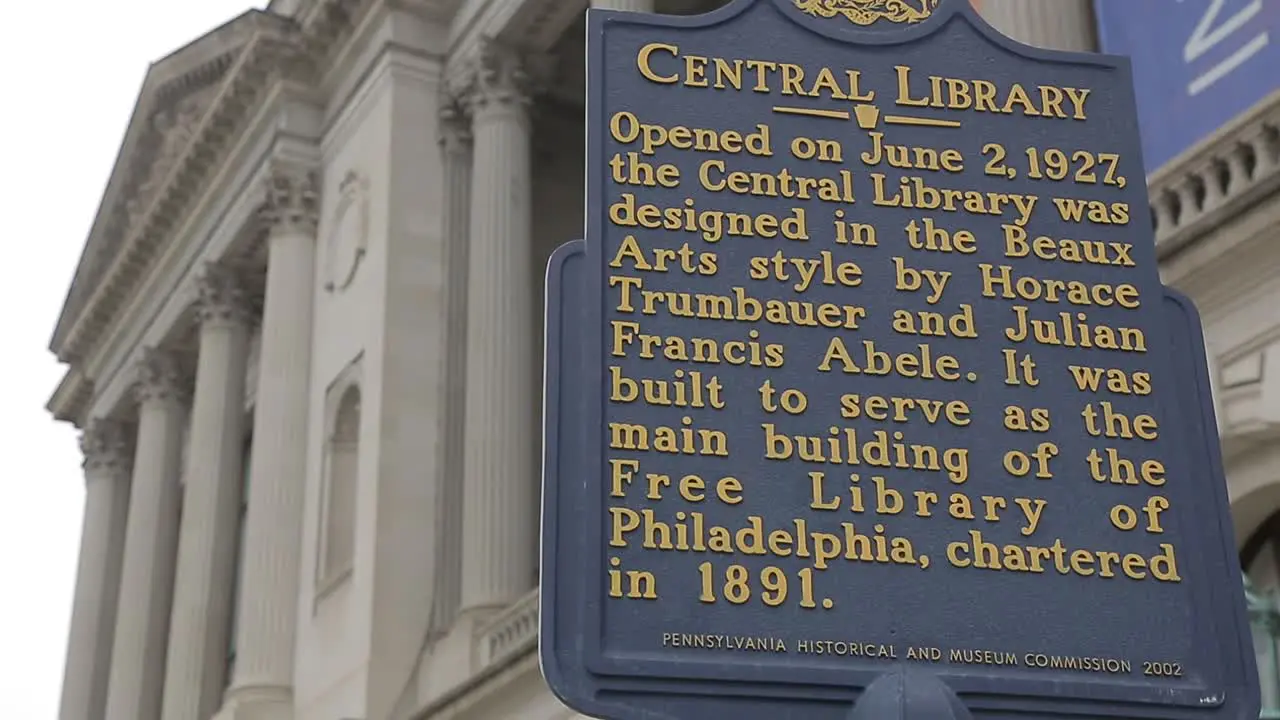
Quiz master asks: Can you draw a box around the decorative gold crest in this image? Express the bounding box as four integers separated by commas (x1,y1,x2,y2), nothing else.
793,0,940,26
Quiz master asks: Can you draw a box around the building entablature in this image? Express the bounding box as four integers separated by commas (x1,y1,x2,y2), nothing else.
47,0,606,429
48,369,94,426
50,10,286,364
66,113,322,428
448,0,583,72
54,16,305,369
1151,90,1280,466
47,0,395,428
447,0,722,62
1152,89,1280,267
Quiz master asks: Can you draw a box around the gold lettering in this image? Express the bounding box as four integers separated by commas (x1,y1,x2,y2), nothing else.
894,65,1091,119
946,531,1180,582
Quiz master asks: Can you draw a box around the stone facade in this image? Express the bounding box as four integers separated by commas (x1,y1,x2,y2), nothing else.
47,1,1280,719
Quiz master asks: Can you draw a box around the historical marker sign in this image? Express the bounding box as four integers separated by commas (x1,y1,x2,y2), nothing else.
540,0,1259,717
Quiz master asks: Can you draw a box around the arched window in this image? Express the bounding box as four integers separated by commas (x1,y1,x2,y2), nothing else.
1242,512,1280,713
319,384,360,587
1243,512,1280,594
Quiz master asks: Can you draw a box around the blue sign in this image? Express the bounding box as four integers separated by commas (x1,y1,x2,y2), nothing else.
1094,0,1280,172
541,0,1258,717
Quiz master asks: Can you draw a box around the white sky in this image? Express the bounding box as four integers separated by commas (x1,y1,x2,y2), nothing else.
0,2,259,716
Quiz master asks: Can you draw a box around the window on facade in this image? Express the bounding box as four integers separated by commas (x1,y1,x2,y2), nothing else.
1243,512,1280,713
1243,512,1280,593
225,435,252,685
320,385,360,586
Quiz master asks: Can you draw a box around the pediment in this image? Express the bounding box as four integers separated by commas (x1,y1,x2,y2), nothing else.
50,10,271,360
268,0,312,15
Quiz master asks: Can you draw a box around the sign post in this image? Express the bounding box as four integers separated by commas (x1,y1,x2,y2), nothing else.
540,1,1260,717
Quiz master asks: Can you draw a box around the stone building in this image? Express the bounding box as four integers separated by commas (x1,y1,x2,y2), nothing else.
46,0,1280,719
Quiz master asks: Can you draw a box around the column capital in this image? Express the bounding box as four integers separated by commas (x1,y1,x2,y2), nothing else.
439,97,473,154
195,261,255,327
133,348,190,407
80,419,134,475
456,40,550,115
263,163,320,236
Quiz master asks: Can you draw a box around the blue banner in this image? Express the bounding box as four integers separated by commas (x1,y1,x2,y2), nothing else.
1094,0,1280,172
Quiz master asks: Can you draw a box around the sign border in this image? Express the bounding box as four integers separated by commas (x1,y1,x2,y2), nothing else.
541,1,1261,717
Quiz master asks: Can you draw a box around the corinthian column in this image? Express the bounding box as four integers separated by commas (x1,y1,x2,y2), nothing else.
590,0,655,10
162,263,253,720
459,41,538,616
104,349,190,720
224,165,319,718
60,420,133,720
429,101,472,635
977,0,1097,52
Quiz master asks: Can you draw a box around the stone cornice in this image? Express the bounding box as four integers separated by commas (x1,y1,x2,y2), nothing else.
70,101,322,432
58,14,303,366
1151,89,1280,264
386,0,466,24
1160,190,1280,315
51,11,268,359
268,0,315,16
53,0,382,368
48,369,94,428
449,0,582,59
45,0,423,429
81,139,318,425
